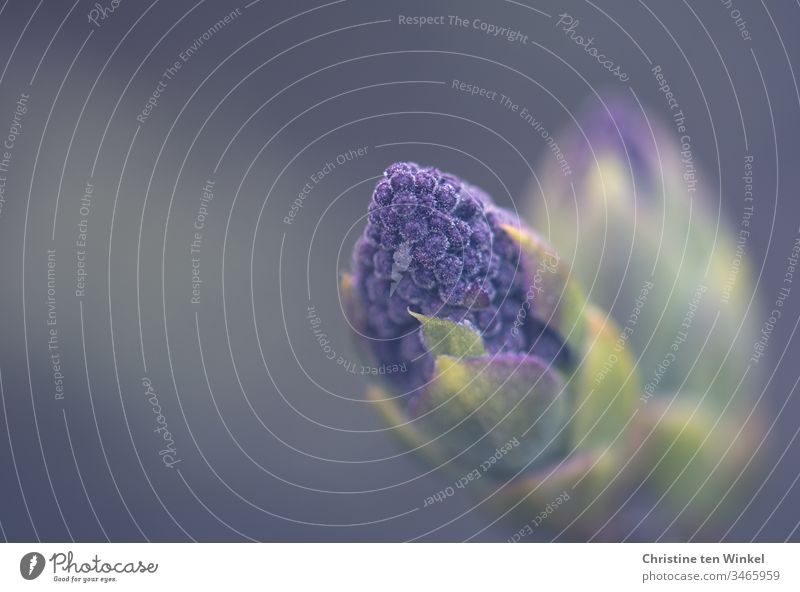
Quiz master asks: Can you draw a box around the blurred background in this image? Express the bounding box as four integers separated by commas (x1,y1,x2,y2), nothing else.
0,0,798,541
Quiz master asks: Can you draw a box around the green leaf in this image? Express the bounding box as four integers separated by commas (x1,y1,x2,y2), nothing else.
409,310,487,358
634,398,761,529
415,354,570,473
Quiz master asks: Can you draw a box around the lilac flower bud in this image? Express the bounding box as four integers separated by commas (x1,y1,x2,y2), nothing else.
350,162,567,393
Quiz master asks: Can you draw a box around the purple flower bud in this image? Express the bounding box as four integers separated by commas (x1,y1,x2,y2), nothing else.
414,171,436,194
365,275,389,302
453,194,482,220
351,162,559,393
390,171,414,191
433,183,457,211
400,217,428,241
413,232,449,266
434,254,462,287
373,180,393,206
411,267,437,289
372,249,394,279
352,237,376,269
380,228,403,250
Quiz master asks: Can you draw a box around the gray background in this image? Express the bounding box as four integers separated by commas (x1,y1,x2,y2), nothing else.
0,0,798,541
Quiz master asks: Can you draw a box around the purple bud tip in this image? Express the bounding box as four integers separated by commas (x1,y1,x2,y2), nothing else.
351,162,555,393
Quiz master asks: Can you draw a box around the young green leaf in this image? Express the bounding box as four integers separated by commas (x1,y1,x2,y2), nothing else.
409,310,487,358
